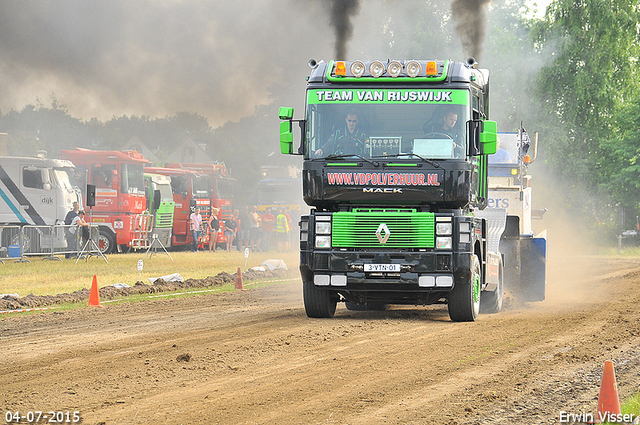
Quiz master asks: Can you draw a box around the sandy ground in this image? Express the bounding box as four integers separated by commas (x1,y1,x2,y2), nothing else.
2,249,640,425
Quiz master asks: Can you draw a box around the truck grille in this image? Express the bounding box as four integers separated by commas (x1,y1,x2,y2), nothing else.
156,212,174,228
332,210,435,248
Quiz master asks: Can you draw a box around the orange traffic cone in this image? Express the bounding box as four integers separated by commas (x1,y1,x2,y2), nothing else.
235,267,244,290
597,360,621,419
88,275,103,308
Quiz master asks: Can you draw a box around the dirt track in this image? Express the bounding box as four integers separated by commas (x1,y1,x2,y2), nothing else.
2,252,640,425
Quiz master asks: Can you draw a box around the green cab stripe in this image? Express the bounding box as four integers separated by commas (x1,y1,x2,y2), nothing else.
307,88,469,105
326,163,358,167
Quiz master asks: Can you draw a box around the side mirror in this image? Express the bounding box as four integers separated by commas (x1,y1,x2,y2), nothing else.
153,190,161,211
480,120,497,155
278,107,294,120
279,107,294,155
467,120,497,156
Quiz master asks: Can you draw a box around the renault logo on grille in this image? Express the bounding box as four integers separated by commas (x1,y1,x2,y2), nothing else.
376,223,390,244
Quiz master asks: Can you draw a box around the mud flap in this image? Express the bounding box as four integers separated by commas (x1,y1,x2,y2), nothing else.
520,237,546,302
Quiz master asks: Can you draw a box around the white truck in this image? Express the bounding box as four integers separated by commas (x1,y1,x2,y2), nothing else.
0,155,81,252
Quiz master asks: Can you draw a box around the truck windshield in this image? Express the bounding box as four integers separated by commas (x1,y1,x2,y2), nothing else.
121,163,145,195
216,177,235,200
53,167,78,192
305,102,469,160
157,182,173,202
191,175,212,199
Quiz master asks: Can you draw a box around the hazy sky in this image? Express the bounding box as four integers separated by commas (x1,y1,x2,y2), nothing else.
0,0,546,128
0,1,335,127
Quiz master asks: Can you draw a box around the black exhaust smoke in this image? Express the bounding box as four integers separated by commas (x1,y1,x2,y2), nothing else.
451,0,491,61
329,0,361,60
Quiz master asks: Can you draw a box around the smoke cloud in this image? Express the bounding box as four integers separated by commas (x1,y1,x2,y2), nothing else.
328,0,361,60
0,1,330,127
451,0,491,60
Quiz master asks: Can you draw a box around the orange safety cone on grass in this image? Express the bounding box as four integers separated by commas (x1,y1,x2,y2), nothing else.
88,275,104,308
597,360,621,419
235,267,244,290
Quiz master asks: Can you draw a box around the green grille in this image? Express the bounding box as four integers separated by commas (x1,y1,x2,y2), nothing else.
332,210,435,248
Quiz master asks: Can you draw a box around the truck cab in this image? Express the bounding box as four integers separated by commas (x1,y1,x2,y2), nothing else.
60,148,149,254
144,167,212,248
280,59,504,322
144,173,175,248
0,155,81,252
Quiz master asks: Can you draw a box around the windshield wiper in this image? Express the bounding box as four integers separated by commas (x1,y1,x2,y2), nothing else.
323,154,380,167
371,153,440,168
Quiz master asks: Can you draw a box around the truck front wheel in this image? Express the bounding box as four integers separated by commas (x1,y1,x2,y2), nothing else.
97,229,116,254
303,280,337,318
448,254,481,322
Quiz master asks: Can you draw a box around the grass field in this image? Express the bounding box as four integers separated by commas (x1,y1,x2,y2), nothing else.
0,249,299,297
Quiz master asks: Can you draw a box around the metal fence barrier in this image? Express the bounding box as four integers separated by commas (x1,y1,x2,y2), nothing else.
0,224,100,263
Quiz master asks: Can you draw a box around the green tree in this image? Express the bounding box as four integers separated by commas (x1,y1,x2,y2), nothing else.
532,0,640,191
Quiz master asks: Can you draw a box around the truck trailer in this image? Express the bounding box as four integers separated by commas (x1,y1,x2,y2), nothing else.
279,58,544,321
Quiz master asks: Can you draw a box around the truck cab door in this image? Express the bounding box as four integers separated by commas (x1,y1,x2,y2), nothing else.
20,164,52,225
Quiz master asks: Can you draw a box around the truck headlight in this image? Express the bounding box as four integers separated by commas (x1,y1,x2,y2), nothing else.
316,235,331,249
436,236,452,250
316,221,331,235
436,222,452,235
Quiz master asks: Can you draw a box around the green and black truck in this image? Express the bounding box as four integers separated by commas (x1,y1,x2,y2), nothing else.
279,58,538,321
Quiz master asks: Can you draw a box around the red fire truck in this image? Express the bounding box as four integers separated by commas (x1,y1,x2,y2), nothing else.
144,166,212,249
60,148,149,254
165,163,235,245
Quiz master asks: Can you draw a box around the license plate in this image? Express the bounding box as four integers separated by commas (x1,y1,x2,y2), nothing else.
364,264,401,273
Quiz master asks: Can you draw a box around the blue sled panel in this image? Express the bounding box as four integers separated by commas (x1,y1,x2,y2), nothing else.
521,237,546,302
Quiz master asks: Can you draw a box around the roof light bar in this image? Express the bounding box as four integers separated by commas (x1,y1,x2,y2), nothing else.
369,60,385,78
387,60,403,77
406,60,421,77
350,60,365,78
426,61,438,76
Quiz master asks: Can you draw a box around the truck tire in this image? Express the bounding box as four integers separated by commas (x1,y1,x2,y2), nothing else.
480,264,503,314
448,254,481,322
97,229,116,254
303,280,337,318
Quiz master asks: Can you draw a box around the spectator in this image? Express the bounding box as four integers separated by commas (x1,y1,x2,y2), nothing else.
238,206,250,252
208,207,220,252
190,206,202,252
69,210,90,257
284,208,293,251
225,209,239,252
64,201,80,259
275,208,290,252
249,205,262,251
261,207,275,252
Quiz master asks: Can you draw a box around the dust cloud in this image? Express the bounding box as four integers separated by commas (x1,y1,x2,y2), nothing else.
528,163,623,311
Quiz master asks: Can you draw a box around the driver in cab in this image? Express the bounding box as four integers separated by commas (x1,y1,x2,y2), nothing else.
314,109,368,157
423,109,464,158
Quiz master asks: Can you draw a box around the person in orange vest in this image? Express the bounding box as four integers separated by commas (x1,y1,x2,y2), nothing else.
275,208,290,252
